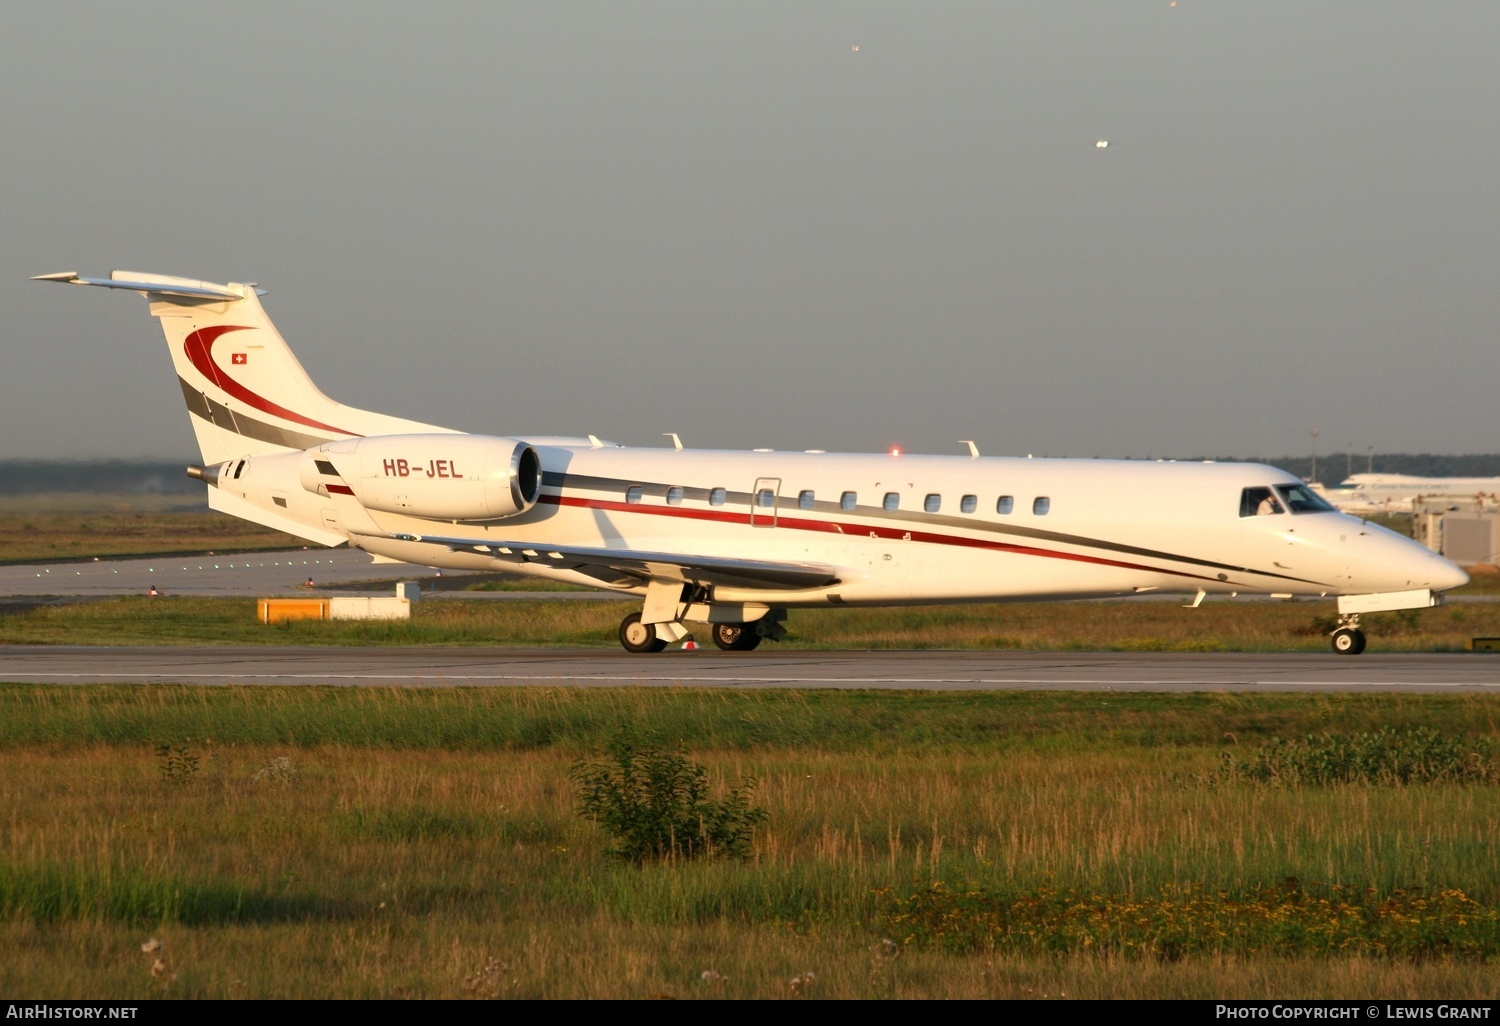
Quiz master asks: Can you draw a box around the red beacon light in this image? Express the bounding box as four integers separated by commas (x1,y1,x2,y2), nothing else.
889,446,902,456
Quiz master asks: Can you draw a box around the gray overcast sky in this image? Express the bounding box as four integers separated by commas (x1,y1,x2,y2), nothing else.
5,2,1498,463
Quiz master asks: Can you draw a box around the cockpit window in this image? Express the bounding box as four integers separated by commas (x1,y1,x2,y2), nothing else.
1275,483,1335,514
1241,484,1336,517
1240,486,1284,517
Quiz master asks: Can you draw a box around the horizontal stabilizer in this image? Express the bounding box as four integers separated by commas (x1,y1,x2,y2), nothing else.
391,533,841,591
31,271,244,301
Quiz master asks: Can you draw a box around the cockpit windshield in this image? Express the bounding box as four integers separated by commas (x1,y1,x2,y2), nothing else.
1275,483,1336,514
1240,483,1335,517
1242,480,1338,513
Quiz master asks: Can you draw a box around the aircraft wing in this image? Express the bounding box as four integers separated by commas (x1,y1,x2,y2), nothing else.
393,533,842,590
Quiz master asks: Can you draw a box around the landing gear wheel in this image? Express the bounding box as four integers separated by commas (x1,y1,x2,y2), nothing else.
1331,627,1366,655
711,622,763,651
619,612,668,653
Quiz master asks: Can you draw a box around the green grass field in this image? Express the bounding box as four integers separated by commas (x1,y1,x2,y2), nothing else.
0,505,299,563
2,686,1498,998
6,510,1500,997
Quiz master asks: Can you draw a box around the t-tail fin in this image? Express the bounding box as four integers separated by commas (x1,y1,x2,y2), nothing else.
33,271,456,466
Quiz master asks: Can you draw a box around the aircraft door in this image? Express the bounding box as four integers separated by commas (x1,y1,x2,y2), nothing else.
751,477,780,527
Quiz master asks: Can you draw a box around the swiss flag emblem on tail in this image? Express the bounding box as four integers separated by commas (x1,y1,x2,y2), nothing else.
231,353,247,365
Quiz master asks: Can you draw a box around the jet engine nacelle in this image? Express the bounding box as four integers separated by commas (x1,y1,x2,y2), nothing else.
301,434,542,521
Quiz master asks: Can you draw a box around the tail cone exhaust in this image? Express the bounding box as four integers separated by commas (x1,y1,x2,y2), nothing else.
186,464,221,487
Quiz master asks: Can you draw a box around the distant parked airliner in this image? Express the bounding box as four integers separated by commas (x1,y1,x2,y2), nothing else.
1326,473,1500,514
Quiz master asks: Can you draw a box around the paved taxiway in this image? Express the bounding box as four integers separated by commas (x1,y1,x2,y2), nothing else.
5,551,1498,692
1,646,1497,691
0,549,615,600
0,548,468,597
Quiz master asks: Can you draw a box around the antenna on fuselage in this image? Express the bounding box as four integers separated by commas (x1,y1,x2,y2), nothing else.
960,440,980,458
664,433,683,450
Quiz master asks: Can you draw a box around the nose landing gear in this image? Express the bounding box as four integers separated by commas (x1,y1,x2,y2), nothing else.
1331,614,1366,655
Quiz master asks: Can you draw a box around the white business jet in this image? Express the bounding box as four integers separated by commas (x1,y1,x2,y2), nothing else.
35,271,1468,655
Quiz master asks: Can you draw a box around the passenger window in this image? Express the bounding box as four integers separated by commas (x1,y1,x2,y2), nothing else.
924,493,941,513
996,495,1014,515
1240,486,1283,517
840,491,857,510
626,486,643,505
666,487,683,506
798,490,815,509
1033,496,1050,515
709,487,726,507
757,489,776,508
883,492,900,511
960,494,977,514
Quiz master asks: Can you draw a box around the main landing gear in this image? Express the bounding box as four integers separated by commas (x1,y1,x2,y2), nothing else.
710,621,762,651
615,609,785,653
618,612,668,653
1330,613,1367,656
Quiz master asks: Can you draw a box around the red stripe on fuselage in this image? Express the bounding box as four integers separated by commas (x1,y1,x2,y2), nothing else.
183,325,358,437
539,493,1223,584
326,484,355,496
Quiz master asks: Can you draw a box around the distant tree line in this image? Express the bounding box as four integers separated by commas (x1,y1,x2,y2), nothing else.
0,460,200,496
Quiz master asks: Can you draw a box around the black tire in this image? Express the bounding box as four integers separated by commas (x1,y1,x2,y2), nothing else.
711,621,762,651
1331,627,1366,656
619,612,668,653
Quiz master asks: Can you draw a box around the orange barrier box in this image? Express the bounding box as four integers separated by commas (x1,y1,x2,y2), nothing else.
258,598,330,623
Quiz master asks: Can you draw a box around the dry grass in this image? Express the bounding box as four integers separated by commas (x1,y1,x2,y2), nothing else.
3,687,1500,997
0,509,298,563
6,919,1498,999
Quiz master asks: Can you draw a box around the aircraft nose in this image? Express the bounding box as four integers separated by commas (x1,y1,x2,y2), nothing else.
1432,557,1470,593
1351,526,1469,594
1392,537,1468,593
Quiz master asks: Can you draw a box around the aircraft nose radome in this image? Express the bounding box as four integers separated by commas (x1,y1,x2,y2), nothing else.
1433,558,1470,593
1358,531,1468,594
1397,541,1467,592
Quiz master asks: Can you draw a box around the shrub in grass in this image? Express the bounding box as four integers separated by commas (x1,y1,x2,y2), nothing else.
571,734,766,864
154,742,199,785
1222,727,1497,786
